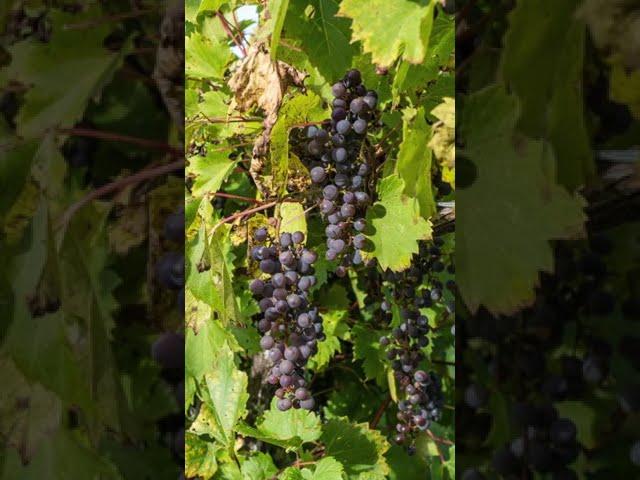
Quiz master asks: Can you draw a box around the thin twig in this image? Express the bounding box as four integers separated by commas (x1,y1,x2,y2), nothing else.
213,201,278,232
217,12,247,56
427,430,446,463
370,395,392,429
56,159,184,229
214,192,262,204
58,127,183,156
427,429,454,446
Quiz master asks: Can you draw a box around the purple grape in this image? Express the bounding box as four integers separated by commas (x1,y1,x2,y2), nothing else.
308,139,322,156
254,227,268,242
297,313,311,328
323,184,338,200
299,397,315,410
336,119,351,135
320,199,335,214
292,231,305,244
310,166,326,183
285,346,300,361
287,294,302,309
332,107,347,121
277,398,292,411
346,69,361,86
332,82,346,98
332,147,347,163
259,259,277,274
301,249,318,264
295,387,310,400
260,335,275,350
334,174,349,187
333,98,346,108
350,97,365,114
340,204,355,218
363,95,377,109
353,118,367,134
354,218,366,231
250,279,265,295
353,234,367,249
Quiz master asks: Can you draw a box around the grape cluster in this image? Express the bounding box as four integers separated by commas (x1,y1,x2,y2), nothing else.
376,239,453,453
459,230,640,478
249,227,323,411
293,69,379,276
380,314,444,454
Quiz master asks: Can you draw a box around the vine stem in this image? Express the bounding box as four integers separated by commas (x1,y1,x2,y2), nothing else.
370,395,392,429
427,430,446,464
214,192,263,204
213,201,278,232
56,159,184,229
427,430,454,446
217,12,247,56
58,127,183,156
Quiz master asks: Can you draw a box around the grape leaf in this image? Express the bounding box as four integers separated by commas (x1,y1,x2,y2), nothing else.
185,432,219,480
457,86,586,314
320,417,390,479
268,0,290,59
279,201,308,238
241,452,279,480
185,31,233,80
363,175,432,272
351,325,387,385
187,149,237,198
1,429,121,480
283,0,357,82
0,356,61,464
610,62,640,119
280,468,305,480
337,0,435,68
428,98,455,187
303,457,344,480
501,0,594,189
186,0,227,22
1,9,132,139
269,92,328,196
238,400,322,450
201,344,249,446
555,401,597,449
395,107,436,219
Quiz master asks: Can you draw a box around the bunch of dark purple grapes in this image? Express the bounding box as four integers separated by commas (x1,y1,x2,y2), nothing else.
249,227,322,411
376,239,453,453
380,310,444,454
294,69,379,276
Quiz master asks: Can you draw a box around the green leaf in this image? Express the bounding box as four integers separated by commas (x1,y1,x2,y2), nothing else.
201,344,248,446
306,457,344,480
283,0,357,82
187,222,239,325
352,325,386,385
395,107,436,219
500,0,593,189
269,93,328,196
1,429,121,480
185,432,219,480
280,468,305,480
187,150,237,198
457,85,586,314
241,452,278,480
320,417,390,479
269,0,290,59
2,9,132,139
279,202,308,238
363,175,432,272
0,356,61,464
186,31,233,80
337,0,435,68
555,401,597,449
238,400,322,450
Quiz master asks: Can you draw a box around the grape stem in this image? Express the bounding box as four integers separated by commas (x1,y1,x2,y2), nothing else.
217,12,247,56
427,430,446,463
213,201,278,232
58,127,183,157
369,395,392,429
56,159,185,230
214,192,263,204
